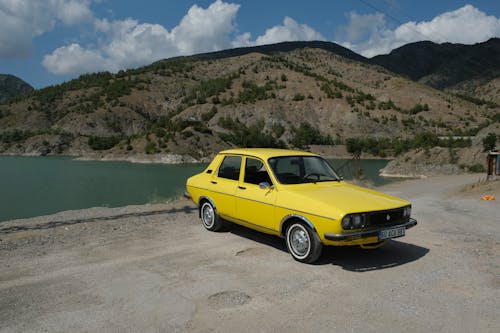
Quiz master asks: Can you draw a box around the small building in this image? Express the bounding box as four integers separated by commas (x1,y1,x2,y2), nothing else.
487,151,499,180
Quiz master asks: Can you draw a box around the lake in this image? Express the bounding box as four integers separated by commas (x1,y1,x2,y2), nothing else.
0,156,393,222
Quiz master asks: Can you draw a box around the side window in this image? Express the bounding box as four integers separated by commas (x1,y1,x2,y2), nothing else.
244,157,272,185
217,156,241,181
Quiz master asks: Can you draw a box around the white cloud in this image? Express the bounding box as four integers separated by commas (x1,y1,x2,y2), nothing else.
42,43,107,74
338,5,500,57
171,0,240,54
254,16,325,45
233,17,325,47
36,0,324,74
57,0,93,26
43,0,326,75
0,0,94,58
43,0,242,75
102,22,175,70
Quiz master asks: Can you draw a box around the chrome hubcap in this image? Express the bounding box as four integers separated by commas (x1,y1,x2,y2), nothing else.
202,204,214,227
290,227,309,256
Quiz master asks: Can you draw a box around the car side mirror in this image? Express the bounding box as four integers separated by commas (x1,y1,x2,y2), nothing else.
259,182,273,190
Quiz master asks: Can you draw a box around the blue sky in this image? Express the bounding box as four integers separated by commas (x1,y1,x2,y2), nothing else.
0,0,499,88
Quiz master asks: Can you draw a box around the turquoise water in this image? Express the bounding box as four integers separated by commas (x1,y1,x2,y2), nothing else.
0,156,206,222
0,156,391,222
328,158,395,186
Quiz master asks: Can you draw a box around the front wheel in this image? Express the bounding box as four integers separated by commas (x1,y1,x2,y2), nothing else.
200,201,223,231
285,222,323,263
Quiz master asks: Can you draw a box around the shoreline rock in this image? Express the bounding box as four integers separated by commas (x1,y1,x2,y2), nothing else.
379,172,427,179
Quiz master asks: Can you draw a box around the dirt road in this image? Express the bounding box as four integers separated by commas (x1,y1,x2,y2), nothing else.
1,175,499,332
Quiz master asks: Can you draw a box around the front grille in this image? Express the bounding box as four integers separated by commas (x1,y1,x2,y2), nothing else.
366,208,406,227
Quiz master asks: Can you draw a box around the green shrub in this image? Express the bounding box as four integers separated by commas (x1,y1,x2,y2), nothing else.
482,132,497,152
217,117,285,148
183,76,234,105
181,130,194,139
155,128,166,138
293,93,305,101
378,100,398,110
145,142,159,154
88,136,120,150
321,83,342,99
412,132,439,149
469,164,486,173
332,79,354,92
406,103,429,115
346,138,363,155
290,123,333,148
192,124,212,135
201,106,218,121
0,130,33,143
271,123,285,138
238,81,272,103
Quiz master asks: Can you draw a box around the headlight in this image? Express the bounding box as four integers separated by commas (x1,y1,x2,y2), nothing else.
342,214,365,230
341,215,351,229
352,214,363,228
403,205,411,218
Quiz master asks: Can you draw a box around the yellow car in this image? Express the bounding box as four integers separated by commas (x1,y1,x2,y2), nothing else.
185,148,417,263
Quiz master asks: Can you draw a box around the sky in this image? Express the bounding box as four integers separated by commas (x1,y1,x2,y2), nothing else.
0,0,499,89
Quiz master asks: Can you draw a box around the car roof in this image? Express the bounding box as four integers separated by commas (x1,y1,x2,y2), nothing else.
219,148,319,160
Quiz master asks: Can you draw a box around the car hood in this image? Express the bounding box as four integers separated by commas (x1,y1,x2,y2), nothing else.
276,181,409,219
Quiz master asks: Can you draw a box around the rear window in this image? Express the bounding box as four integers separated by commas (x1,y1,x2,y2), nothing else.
217,156,241,181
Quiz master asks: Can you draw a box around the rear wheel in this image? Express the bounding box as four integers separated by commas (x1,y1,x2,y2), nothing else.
200,201,223,231
285,222,323,263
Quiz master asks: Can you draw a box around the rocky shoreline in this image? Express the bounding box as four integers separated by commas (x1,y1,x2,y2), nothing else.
1,143,492,180
0,152,210,164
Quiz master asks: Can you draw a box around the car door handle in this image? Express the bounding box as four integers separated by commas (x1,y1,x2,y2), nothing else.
238,186,246,190
211,181,217,184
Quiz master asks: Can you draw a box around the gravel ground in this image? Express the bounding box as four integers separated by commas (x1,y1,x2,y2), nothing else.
0,174,499,332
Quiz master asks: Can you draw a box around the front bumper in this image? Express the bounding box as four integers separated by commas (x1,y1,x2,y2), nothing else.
183,190,191,199
324,218,417,242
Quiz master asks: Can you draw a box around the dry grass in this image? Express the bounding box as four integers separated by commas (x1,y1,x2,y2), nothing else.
460,177,500,197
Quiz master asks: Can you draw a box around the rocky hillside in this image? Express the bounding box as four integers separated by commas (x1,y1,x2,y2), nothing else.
474,77,500,105
0,42,498,164
380,123,500,177
371,38,500,94
0,74,33,102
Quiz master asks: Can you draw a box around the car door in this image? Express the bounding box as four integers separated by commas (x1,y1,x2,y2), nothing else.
235,157,278,234
209,155,242,220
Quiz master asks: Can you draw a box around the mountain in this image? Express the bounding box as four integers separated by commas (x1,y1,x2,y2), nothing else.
0,74,33,102
191,40,369,64
371,38,500,92
0,42,497,163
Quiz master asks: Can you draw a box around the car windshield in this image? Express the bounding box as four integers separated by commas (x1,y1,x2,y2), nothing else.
268,156,341,184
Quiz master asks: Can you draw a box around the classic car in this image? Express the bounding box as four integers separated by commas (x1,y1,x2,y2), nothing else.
185,148,417,263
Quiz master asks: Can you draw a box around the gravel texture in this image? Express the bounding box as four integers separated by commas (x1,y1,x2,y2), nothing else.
0,174,499,332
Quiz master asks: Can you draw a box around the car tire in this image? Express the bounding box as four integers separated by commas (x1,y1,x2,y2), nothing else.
285,222,323,263
200,201,223,231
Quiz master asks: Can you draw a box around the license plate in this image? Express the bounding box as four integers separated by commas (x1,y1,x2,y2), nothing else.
379,226,405,240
